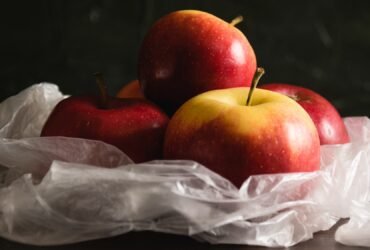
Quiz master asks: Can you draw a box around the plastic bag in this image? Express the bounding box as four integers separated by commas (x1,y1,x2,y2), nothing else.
0,83,65,139
0,84,369,247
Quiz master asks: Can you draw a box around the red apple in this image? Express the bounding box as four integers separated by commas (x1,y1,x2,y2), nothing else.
116,80,144,99
260,83,350,145
163,69,320,187
138,10,257,114
41,74,169,163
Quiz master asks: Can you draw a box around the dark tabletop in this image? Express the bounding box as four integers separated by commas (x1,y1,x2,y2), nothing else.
0,220,365,250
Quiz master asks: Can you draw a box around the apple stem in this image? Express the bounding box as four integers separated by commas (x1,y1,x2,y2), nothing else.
230,15,243,26
94,72,109,109
246,67,265,106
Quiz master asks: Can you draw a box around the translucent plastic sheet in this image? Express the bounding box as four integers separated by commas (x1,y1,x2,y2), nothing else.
0,84,369,247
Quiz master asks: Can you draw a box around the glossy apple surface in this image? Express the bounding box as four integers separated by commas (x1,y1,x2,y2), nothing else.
41,96,169,163
261,83,350,145
116,80,144,99
138,10,257,114
163,87,320,187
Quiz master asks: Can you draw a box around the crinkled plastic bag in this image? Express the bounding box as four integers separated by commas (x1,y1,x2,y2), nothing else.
0,83,65,139
0,84,369,247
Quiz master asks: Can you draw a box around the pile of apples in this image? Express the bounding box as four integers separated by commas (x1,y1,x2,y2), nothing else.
42,10,349,187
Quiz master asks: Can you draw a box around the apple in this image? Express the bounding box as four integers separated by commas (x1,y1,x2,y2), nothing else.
116,80,144,99
41,73,169,163
163,68,320,187
260,83,350,145
138,10,257,114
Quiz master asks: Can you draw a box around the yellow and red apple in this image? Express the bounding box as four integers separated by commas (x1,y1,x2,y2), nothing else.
261,83,350,145
163,70,320,187
138,10,257,114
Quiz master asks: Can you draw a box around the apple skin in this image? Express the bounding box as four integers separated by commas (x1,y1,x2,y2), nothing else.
260,83,350,145
163,87,320,187
41,96,169,163
116,80,144,99
138,10,257,114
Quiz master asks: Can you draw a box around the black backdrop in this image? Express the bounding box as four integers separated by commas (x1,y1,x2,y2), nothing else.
2,0,370,116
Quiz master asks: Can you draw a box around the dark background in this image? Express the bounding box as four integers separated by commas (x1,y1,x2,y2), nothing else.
1,0,370,116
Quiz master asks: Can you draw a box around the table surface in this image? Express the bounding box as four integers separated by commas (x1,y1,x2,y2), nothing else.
0,220,364,250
